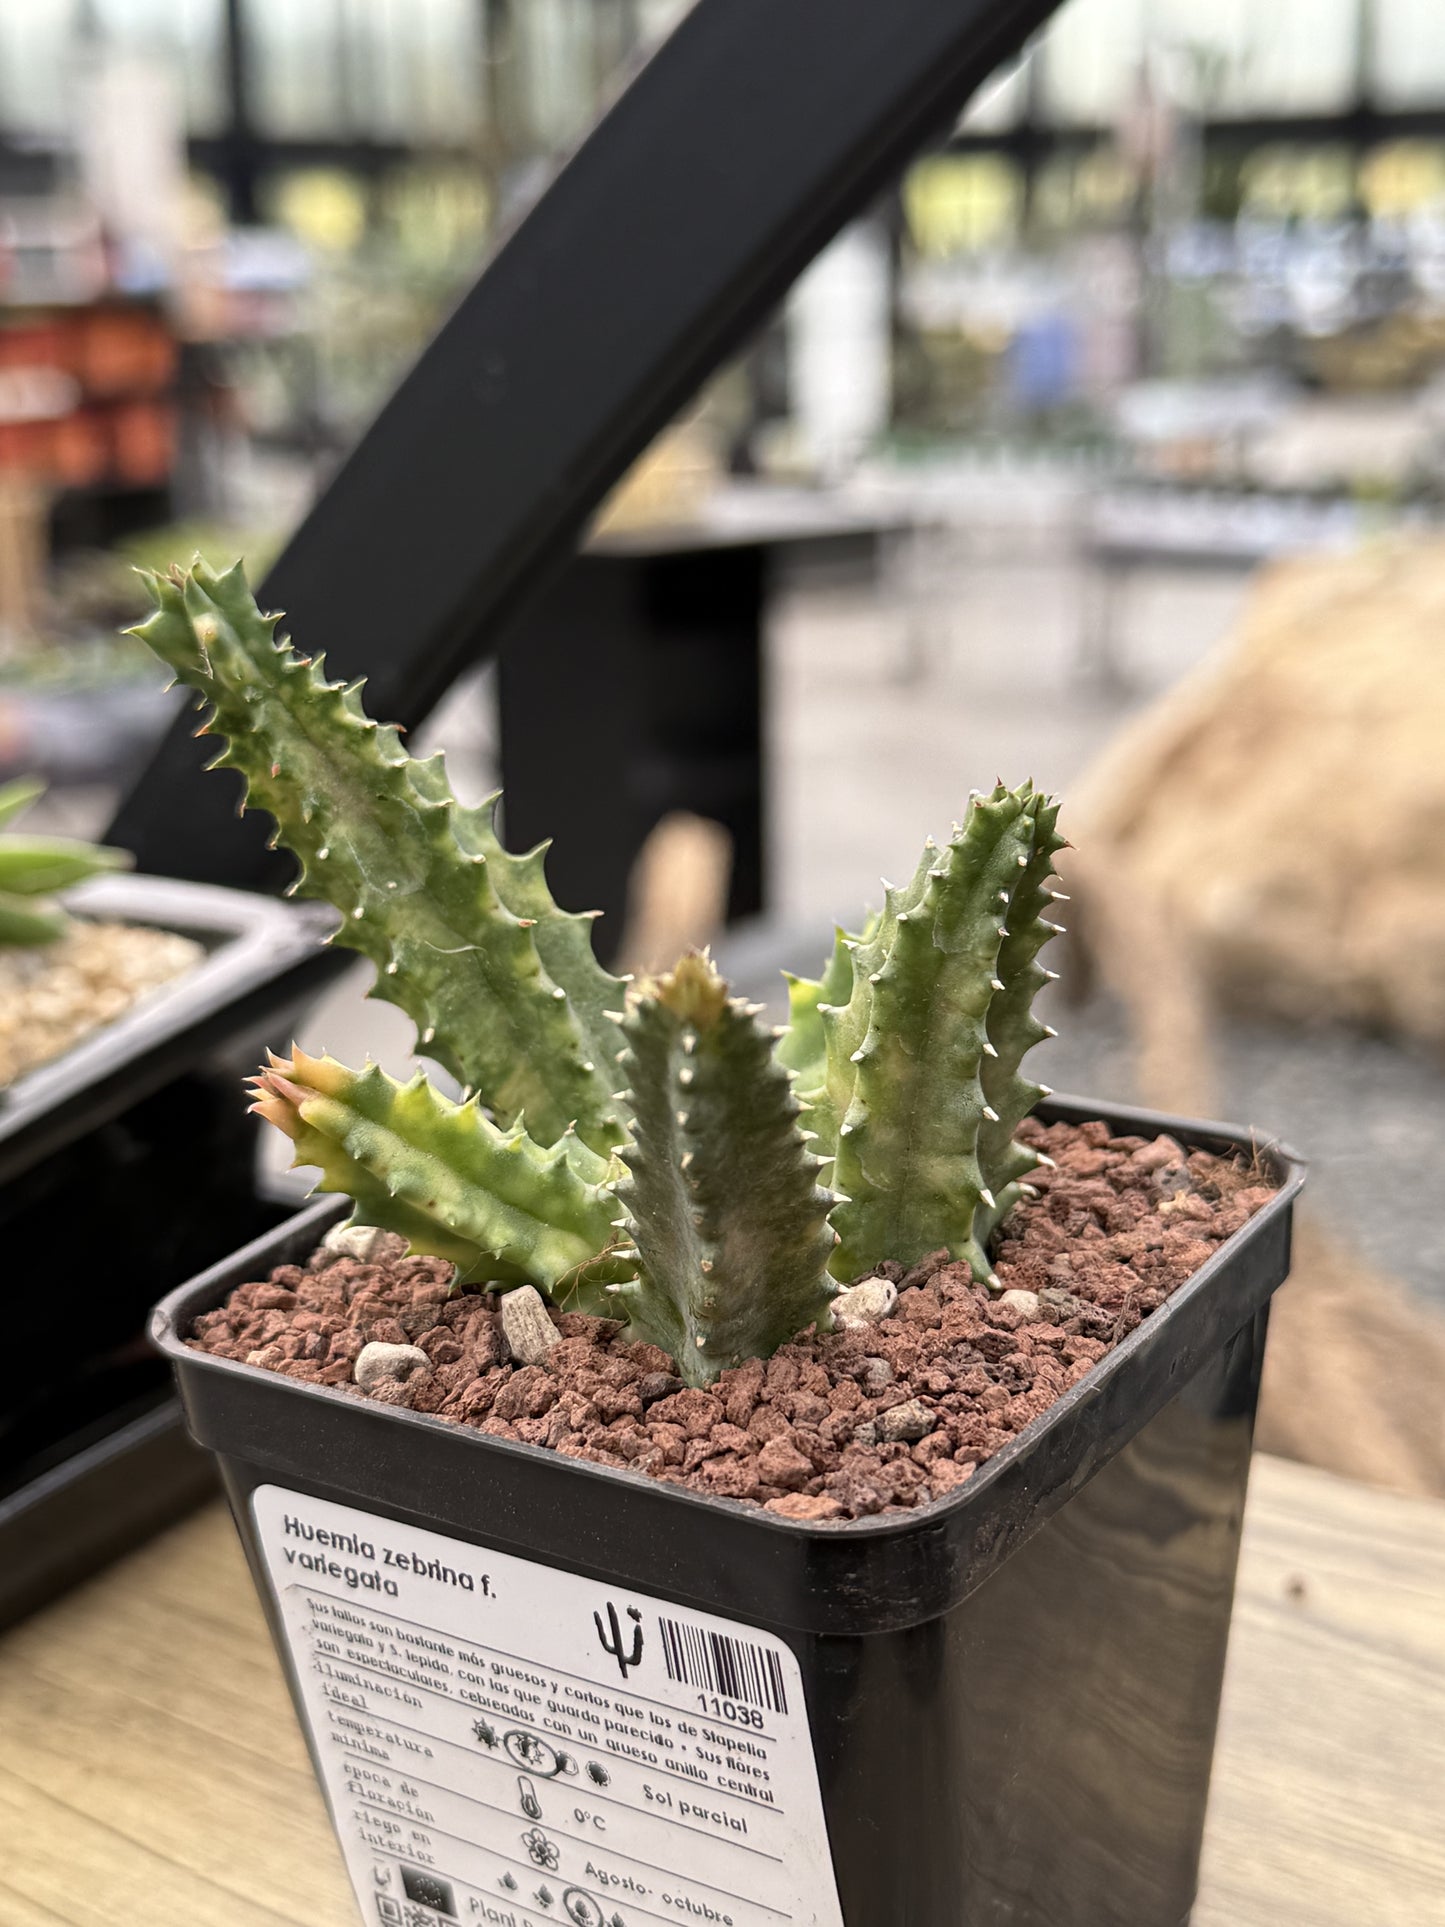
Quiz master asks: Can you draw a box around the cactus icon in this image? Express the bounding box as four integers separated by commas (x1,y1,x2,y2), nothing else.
593,1603,644,1678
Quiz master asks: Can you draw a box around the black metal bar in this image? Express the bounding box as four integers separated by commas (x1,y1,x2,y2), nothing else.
219,0,260,226
497,546,767,963
110,0,1060,887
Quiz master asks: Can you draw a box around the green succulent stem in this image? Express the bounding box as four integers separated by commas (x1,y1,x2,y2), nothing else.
775,925,854,1090
821,789,1035,1280
771,784,1062,1286
132,560,627,1152
976,788,1067,1242
251,1048,628,1307
611,955,838,1388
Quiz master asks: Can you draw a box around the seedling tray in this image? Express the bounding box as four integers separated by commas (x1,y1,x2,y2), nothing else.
0,872,336,1183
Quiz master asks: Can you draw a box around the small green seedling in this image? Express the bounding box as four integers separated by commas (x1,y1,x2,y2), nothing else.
0,777,132,947
134,560,1065,1386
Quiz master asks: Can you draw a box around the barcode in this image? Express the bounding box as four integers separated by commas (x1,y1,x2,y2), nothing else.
657,1617,788,1714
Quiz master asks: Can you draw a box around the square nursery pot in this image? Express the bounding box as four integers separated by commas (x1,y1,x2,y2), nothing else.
153,1095,1304,1927
0,874,337,1626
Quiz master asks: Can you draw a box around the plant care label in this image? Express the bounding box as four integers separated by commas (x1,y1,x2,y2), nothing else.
252,1486,844,1927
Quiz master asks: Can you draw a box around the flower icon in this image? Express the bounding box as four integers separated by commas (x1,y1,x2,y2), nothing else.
522,1827,561,1872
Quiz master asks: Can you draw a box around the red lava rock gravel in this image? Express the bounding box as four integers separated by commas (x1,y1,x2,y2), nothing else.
186,1120,1277,1522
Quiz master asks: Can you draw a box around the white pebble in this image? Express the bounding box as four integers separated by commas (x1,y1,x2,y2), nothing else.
319,1222,406,1266
354,1342,432,1393
997,1288,1042,1320
831,1277,898,1330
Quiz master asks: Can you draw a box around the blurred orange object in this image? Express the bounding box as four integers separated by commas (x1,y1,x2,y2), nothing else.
0,419,53,471
0,321,67,373
76,305,176,396
110,399,175,486
0,301,177,491
50,407,109,487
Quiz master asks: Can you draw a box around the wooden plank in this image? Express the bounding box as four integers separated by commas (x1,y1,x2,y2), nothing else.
1195,1456,1445,1927
0,1509,350,1927
0,1879,70,1927
0,1454,1440,1926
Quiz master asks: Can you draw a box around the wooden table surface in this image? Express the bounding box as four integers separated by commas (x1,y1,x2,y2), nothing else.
1,1454,1441,1927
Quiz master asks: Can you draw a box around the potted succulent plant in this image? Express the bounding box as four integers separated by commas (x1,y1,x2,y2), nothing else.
147,559,1302,1927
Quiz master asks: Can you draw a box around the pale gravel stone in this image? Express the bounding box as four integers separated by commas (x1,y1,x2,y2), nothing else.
877,1398,936,1443
353,1341,433,1393
320,1223,409,1266
0,920,203,1087
500,1285,561,1364
997,1288,1042,1320
831,1277,898,1330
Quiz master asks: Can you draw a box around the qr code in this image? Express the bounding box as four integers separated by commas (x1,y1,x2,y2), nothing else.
375,1901,402,1926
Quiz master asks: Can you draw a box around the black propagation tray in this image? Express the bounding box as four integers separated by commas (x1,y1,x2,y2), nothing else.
0,874,338,1624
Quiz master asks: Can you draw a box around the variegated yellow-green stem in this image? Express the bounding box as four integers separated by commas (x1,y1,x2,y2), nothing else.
250,1048,630,1307
611,955,838,1383
132,560,627,1155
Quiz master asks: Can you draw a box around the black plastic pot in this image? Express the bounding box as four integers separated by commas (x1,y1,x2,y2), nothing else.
153,1096,1303,1927
0,874,337,1626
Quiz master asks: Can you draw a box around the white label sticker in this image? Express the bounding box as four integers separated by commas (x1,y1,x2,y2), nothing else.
251,1486,844,1927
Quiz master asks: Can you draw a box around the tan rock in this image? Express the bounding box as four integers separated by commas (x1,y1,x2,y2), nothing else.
500,1285,561,1365
997,1289,1042,1320
319,1223,409,1266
